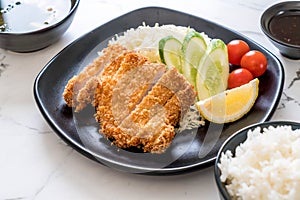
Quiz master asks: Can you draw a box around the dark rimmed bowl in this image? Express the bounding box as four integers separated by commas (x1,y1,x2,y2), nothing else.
0,0,80,52
214,121,300,200
261,1,300,59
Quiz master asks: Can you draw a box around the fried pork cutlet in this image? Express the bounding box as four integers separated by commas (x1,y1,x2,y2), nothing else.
94,52,166,138
96,63,196,153
142,86,196,152
111,63,166,125
63,44,127,112
94,52,150,125
118,68,196,153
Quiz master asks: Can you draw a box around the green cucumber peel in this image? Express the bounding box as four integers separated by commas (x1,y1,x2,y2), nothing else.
196,38,229,100
158,36,182,72
181,31,207,87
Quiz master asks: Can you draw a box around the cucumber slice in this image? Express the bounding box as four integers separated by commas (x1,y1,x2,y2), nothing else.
159,36,182,72
181,31,207,87
196,39,229,100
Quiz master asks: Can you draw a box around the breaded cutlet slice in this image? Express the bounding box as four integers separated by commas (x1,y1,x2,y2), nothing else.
111,63,166,125
110,68,196,153
99,63,166,148
94,51,137,124
95,52,166,140
124,67,193,126
105,68,179,148
63,44,127,112
142,87,196,153
165,85,197,125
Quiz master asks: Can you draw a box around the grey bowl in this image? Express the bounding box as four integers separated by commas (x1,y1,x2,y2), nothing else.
214,121,300,200
0,0,79,52
261,1,300,59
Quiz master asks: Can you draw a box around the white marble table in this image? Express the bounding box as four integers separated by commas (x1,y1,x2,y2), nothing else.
1,0,300,199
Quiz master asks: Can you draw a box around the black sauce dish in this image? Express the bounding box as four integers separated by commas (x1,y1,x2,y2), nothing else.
214,121,300,200
0,0,80,52
261,1,300,59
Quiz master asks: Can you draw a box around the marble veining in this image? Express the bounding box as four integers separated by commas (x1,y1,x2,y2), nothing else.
279,68,300,110
278,92,300,109
0,54,8,77
32,149,74,199
287,69,300,89
1,114,52,135
0,0,299,199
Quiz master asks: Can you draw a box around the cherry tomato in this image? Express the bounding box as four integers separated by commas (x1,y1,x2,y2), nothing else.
227,40,250,65
228,68,254,89
240,50,267,77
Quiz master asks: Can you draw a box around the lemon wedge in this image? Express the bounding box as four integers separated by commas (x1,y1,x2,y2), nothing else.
195,78,259,124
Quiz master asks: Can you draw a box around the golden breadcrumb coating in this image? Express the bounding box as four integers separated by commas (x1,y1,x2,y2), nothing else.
98,67,196,153
94,52,149,127
63,47,196,153
63,44,127,112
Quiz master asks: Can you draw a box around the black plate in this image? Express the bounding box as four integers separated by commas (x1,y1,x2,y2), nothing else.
34,7,284,175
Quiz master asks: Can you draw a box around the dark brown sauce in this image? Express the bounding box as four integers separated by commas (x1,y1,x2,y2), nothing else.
0,0,71,33
269,10,300,46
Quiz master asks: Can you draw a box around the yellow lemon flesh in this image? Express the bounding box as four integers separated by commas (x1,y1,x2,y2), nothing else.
195,78,259,124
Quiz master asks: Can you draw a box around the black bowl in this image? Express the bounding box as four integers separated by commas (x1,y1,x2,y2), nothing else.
214,121,300,200
261,1,300,59
0,0,79,52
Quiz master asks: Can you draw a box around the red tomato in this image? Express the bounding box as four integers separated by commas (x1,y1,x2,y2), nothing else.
227,40,250,65
240,50,267,77
228,68,254,89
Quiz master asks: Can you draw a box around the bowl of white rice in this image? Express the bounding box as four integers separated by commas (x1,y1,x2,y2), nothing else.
214,121,300,200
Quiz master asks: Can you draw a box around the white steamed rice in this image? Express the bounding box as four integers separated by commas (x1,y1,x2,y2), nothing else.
218,125,300,200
